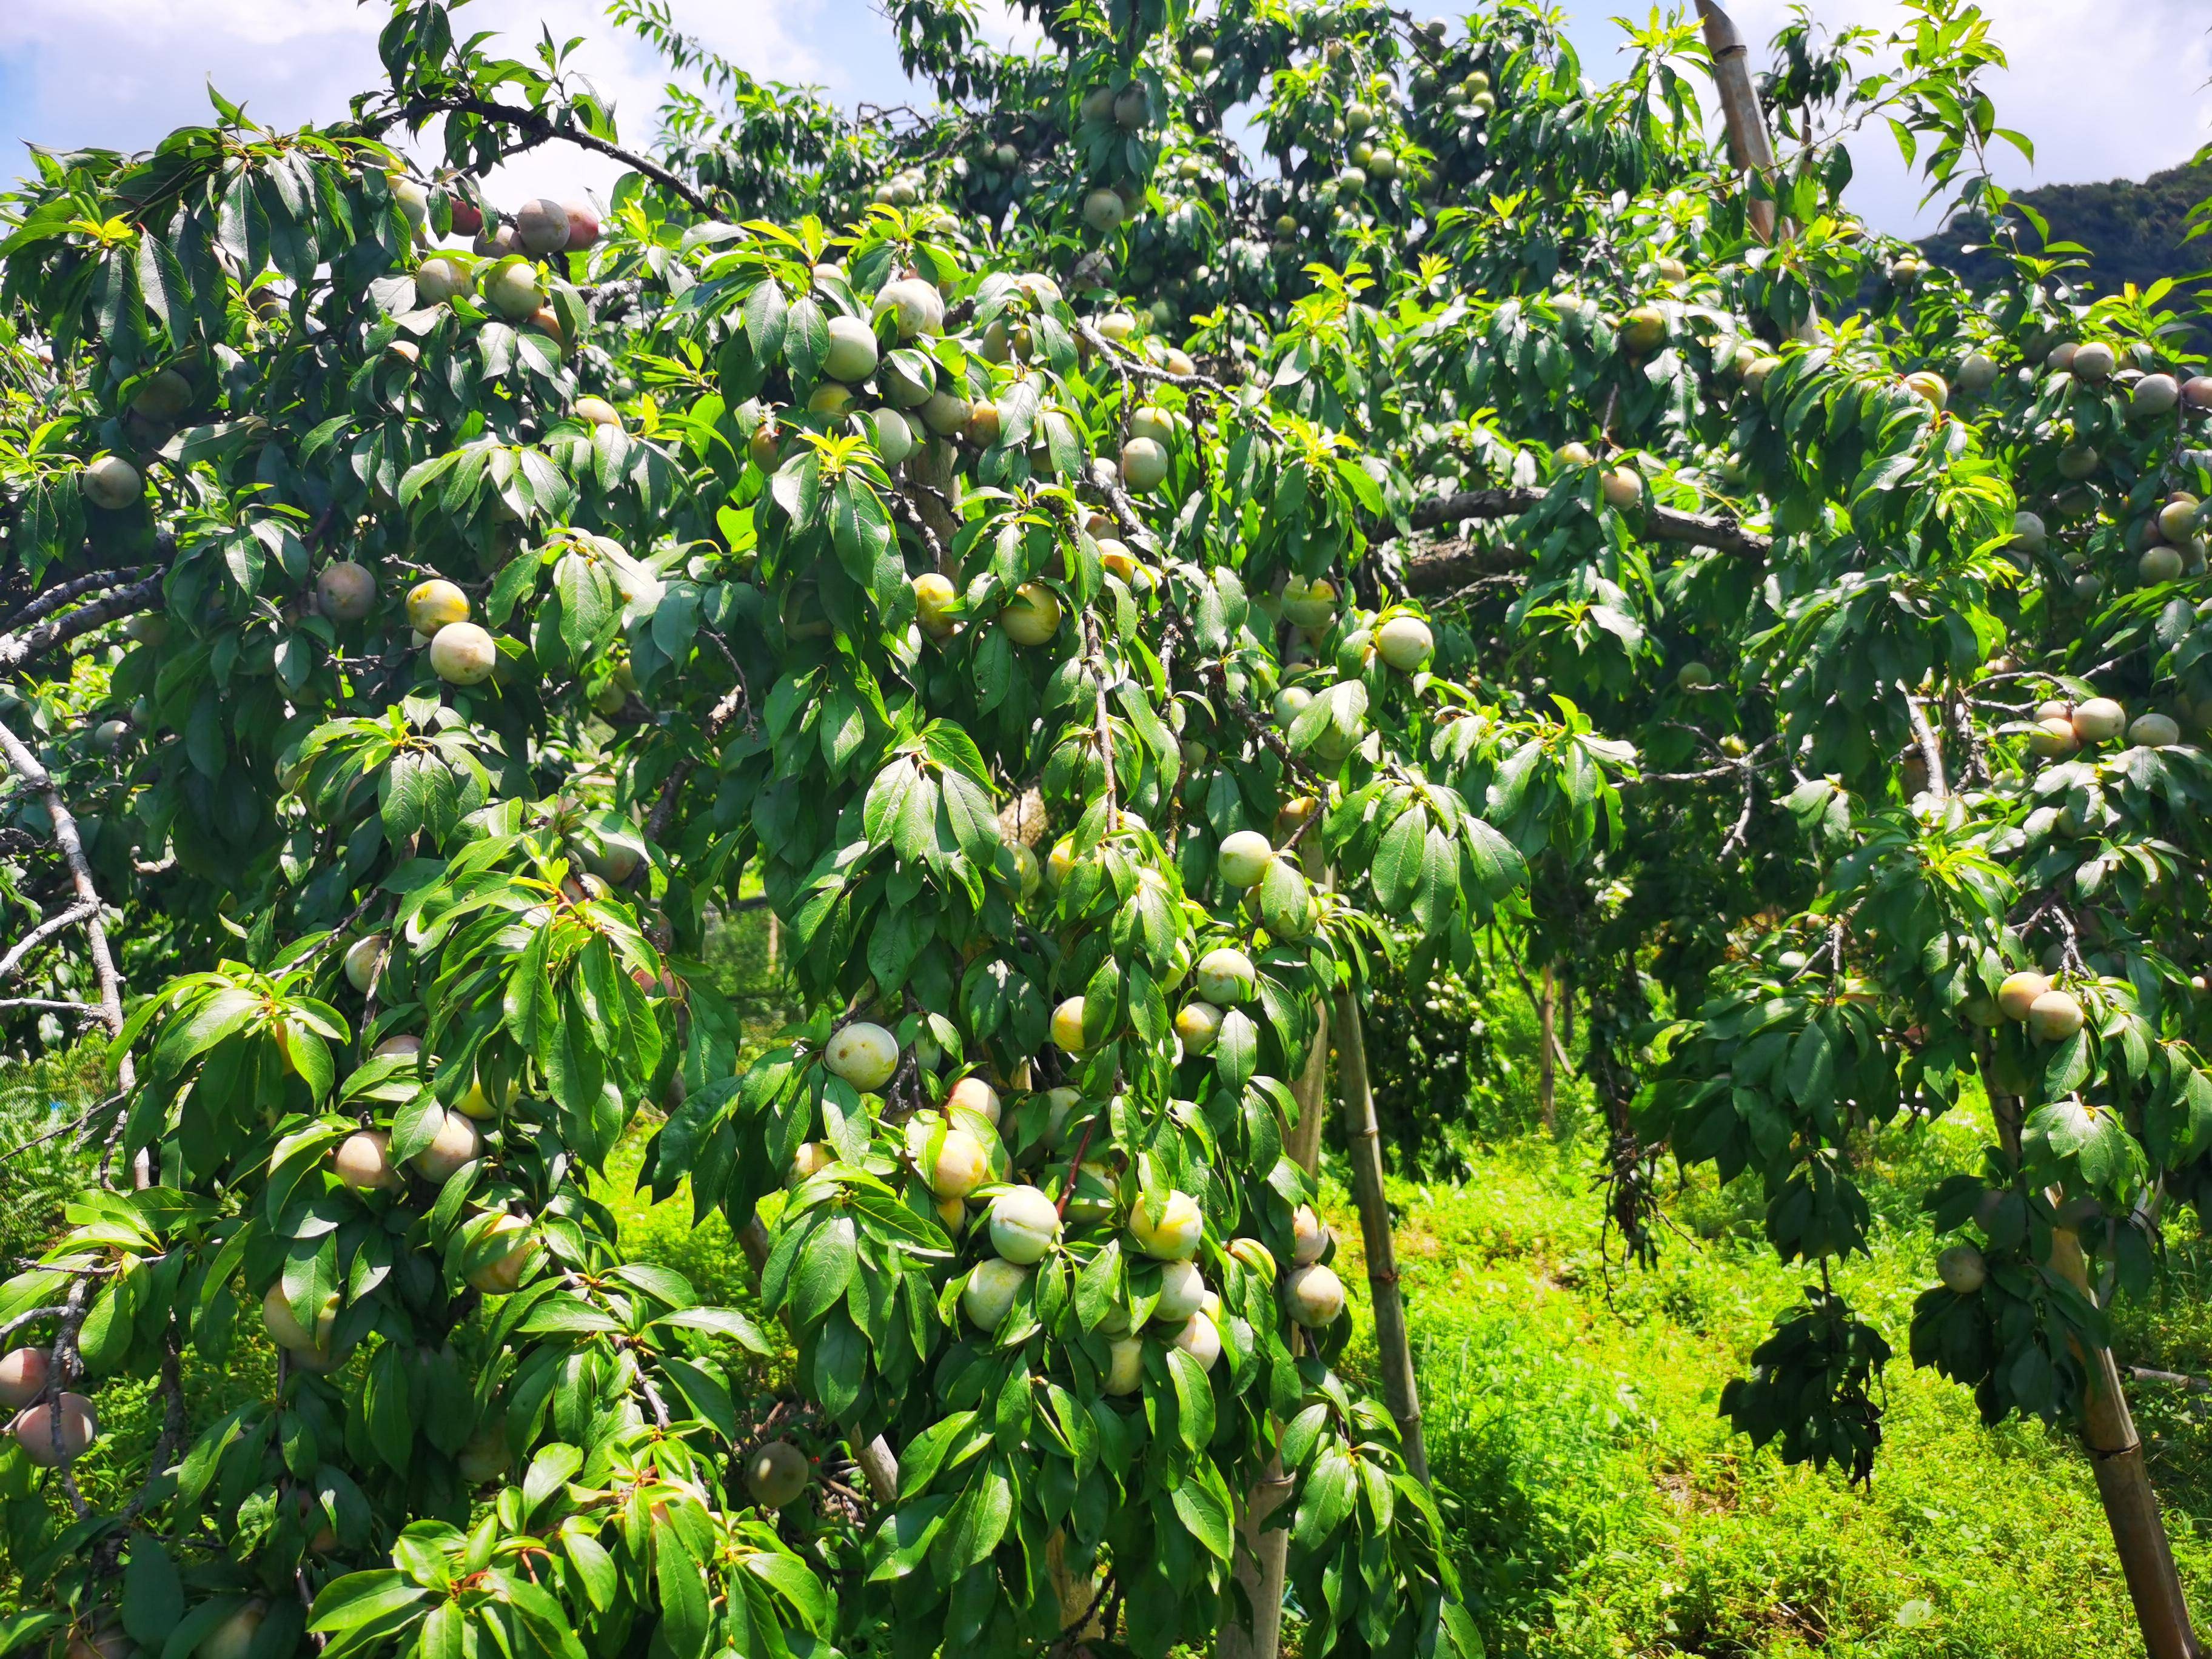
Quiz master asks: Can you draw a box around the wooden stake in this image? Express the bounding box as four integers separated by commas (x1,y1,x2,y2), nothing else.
1333,985,1428,1480
1537,964,1558,1134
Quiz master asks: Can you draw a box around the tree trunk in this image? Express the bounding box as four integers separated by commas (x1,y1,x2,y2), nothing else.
1332,986,1428,1481
1219,1008,1329,1658
1537,964,1557,1134
738,1216,901,1503
2051,1227,2202,1659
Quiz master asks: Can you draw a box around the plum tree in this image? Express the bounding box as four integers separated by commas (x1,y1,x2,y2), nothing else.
2,0,2207,1655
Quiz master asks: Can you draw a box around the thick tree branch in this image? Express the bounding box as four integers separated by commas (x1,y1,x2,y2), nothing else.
389,97,714,215
0,574,164,673
1393,488,1774,563
0,566,150,637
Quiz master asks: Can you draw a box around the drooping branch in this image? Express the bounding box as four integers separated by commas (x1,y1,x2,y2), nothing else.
386,96,714,215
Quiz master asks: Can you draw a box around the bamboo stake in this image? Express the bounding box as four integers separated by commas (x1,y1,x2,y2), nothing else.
1332,986,1427,1480
2050,1225,2202,1659
1695,1,1780,243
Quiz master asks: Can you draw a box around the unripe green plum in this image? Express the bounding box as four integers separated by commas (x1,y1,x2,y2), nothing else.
1121,437,1169,491
411,1107,481,1183
514,198,571,255
1218,830,1275,889
1174,999,1225,1054
745,1439,811,1509
2028,717,2077,758
905,1118,990,1198
1051,995,1089,1053
824,1021,900,1090
2057,443,2099,480
963,1258,1029,1330
2026,989,2084,1042
79,455,141,511
1620,306,1666,353
1292,1203,1329,1264
1195,947,1256,1006
988,1185,1062,1264
871,407,915,465
2159,498,2201,543
90,719,129,753
481,259,545,320
333,1129,401,1193
1104,1336,1145,1395
262,1284,338,1361
1376,614,1433,671
1128,406,1176,445
415,256,469,305
1285,1262,1347,1328
1282,576,1338,627
2010,512,2048,555
1084,191,1132,234
1957,352,1999,394
317,561,377,622
1130,1190,1203,1260
2142,546,2185,584
2071,342,2116,382
1153,1259,1206,1324
1937,1243,1987,1293
1010,843,1041,897
2131,712,2181,748
1273,686,1313,728
788,1141,831,1185
10,1393,96,1466
1600,466,1643,509
1171,1309,1221,1369
466,1212,538,1294
131,367,195,421
1228,1237,1277,1279
912,572,959,641
947,1074,1002,1125
0,1346,50,1409
1902,370,1947,408
2134,374,2180,415
2070,697,2125,744
1000,583,1063,646
1741,357,1780,394
873,278,945,340
430,623,498,686
456,1423,509,1483
200,1603,266,1659
342,932,386,994
1996,970,2051,1023
823,315,880,383
406,578,470,632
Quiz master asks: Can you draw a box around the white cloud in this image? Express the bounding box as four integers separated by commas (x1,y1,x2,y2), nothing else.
3,1,2205,236
1560,0,2212,233
0,0,866,212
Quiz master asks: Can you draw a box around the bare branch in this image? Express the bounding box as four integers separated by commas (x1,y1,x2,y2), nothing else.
0,900,96,982
0,720,133,1099
1395,488,1774,560
385,96,714,215
0,566,150,637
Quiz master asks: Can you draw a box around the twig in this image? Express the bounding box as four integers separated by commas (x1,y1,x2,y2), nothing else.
0,902,97,982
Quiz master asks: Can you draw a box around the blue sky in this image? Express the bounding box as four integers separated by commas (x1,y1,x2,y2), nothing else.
1,0,2206,237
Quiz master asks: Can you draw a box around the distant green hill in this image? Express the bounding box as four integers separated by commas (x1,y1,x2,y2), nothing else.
1919,156,2212,332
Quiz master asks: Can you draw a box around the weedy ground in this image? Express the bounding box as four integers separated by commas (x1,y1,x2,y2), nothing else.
7,911,2212,1655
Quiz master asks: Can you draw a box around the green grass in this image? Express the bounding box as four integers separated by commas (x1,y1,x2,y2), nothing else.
1315,1102,2212,1658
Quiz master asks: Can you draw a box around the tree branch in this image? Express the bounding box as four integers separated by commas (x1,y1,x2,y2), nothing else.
0,574,164,673
0,721,133,1097
1393,488,1774,561
389,97,714,215
0,566,150,638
